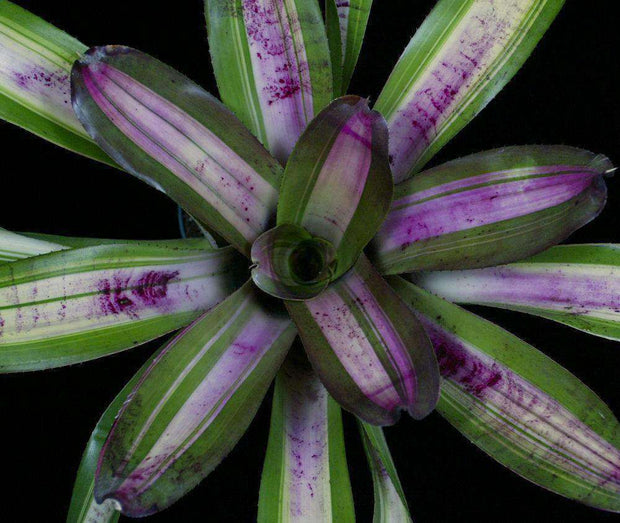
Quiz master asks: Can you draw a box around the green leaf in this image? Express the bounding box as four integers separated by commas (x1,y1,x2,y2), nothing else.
94,281,296,517
0,1,114,165
0,241,245,371
391,277,620,512
72,45,284,256
258,346,355,522
287,254,439,426
278,96,392,280
66,349,168,523
326,0,373,96
371,146,609,274
359,421,412,523
205,0,333,162
375,0,565,181
0,227,66,263
412,244,620,341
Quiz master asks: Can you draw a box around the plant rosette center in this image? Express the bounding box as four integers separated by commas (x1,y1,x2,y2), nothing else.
250,223,338,300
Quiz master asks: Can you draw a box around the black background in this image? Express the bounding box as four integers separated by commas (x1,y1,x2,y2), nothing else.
1,1,619,522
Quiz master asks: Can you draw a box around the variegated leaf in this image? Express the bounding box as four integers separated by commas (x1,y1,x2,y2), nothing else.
412,244,620,341
287,254,439,426
375,0,565,181
72,45,283,256
0,227,65,263
326,0,373,96
205,0,332,162
371,146,609,274
0,1,113,164
391,277,620,512
258,347,355,522
277,96,392,279
95,281,296,517
0,241,245,371
67,348,168,523
359,422,412,523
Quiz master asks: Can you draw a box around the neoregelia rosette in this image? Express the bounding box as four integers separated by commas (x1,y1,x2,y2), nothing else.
0,1,618,521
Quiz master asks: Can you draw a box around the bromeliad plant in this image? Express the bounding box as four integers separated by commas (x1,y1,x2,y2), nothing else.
0,0,618,520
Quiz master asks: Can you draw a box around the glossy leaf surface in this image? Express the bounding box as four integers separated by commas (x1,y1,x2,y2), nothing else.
278,96,392,279
251,224,336,300
67,349,167,523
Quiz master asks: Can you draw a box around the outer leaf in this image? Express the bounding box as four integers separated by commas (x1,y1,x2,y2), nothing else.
20,233,213,250
371,146,609,274
391,277,620,512
326,0,373,96
0,2,113,164
66,349,168,523
258,347,355,522
0,241,245,371
375,0,565,181
0,227,65,262
287,254,439,426
72,45,283,256
359,422,412,523
412,244,620,341
95,282,296,517
278,96,392,279
205,0,333,162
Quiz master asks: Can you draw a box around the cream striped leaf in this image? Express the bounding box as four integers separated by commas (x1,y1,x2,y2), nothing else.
205,0,333,162
0,1,113,164
326,0,373,96
391,277,620,512
359,422,412,523
375,0,565,181
94,281,296,517
0,241,245,371
0,227,66,263
258,347,355,522
412,244,620,341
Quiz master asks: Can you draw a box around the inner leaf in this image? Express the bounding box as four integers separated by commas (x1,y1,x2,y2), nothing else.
251,224,336,300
